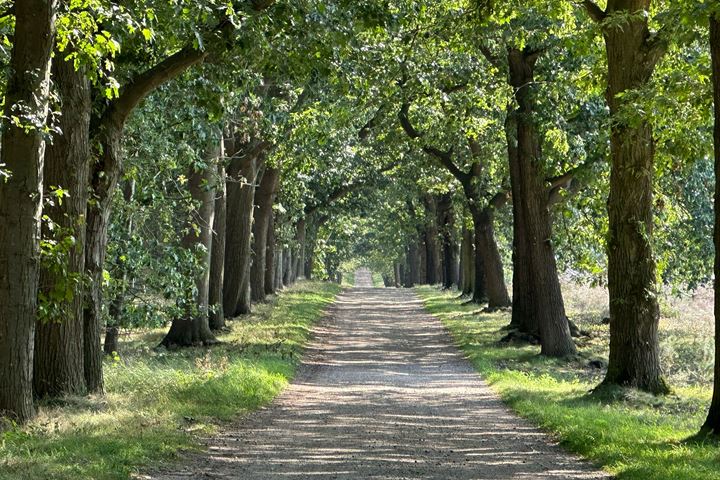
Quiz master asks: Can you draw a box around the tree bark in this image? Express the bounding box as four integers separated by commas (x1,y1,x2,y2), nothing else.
209,151,227,330
294,219,306,280
250,166,279,301
418,233,428,284
471,207,510,308
460,225,474,296
34,55,91,398
423,196,441,285
438,193,457,289
0,0,57,422
593,0,668,391
406,240,419,287
223,139,264,317
507,48,575,356
283,247,292,286
160,143,219,348
704,12,720,434
265,214,277,295
506,110,537,334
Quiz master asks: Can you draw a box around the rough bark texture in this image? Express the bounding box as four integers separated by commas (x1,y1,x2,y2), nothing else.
223,140,264,317
438,194,457,289
596,0,668,391
704,13,720,434
161,146,219,348
0,0,56,422
405,240,419,287
471,208,510,309
508,49,575,356
265,215,277,295
283,247,292,286
506,111,536,334
250,166,279,302
209,156,227,331
103,327,119,356
34,55,90,398
423,196,441,285
294,219,306,280
460,226,475,296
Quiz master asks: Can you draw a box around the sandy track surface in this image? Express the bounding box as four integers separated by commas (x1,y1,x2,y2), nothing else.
149,269,610,479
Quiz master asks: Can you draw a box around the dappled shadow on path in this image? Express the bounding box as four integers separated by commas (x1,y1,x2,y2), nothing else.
151,286,610,479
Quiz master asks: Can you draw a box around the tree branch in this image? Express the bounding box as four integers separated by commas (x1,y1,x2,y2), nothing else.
478,44,501,68
580,0,607,23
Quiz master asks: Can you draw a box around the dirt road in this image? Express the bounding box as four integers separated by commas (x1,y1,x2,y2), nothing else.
151,269,609,479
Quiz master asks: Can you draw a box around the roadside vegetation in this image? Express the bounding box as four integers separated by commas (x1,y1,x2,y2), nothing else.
417,284,719,480
0,281,339,480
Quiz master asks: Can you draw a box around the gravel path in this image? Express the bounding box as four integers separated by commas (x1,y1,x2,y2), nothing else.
149,269,610,479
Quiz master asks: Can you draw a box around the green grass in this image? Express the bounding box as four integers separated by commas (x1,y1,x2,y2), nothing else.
342,270,355,287
416,285,720,480
0,280,340,480
371,272,384,287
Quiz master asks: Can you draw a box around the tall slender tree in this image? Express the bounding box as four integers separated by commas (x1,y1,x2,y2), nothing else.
0,0,58,422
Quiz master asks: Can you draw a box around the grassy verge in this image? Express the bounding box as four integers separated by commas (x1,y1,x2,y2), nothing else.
416,285,720,480
342,270,355,287
0,280,340,480
371,272,384,287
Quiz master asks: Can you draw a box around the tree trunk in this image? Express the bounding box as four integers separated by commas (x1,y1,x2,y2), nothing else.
223,139,263,317
598,0,667,391
0,0,57,422
506,48,575,357
418,233,428,284
506,110,536,334
209,154,227,330
423,196,441,285
103,327,119,356
294,219,306,280
406,240,418,287
438,193,457,289
265,215,277,295
161,143,219,348
460,226,474,296
250,166,279,301
471,208,510,308
283,247,292,286
704,13,720,434
33,54,90,399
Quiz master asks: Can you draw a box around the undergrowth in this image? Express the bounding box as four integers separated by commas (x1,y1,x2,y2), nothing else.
416,285,720,480
0,280,340,480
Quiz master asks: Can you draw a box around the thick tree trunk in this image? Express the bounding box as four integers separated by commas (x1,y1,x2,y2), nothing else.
84,124,127,394
223,140,263,317
460,226,475,296
33,55,90,398
294,219,306,280
265,216,277,295
423,196,441,285
0,0,56,422
283,247,292,286
704,13,720,434
507,48,575,357
598,0,667,391
506,111,536,334
471,208,510,308
250,166,279,301
161,144,219,348
103,326,119,356
418,234,428,284
209,156,227,330
406,240,418,287
438,193,457,289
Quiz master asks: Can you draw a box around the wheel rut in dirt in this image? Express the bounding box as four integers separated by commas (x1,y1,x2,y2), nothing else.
151,269,610,479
